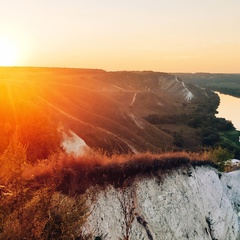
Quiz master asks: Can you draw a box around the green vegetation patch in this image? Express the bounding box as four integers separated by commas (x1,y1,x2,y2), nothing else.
219,130,240,157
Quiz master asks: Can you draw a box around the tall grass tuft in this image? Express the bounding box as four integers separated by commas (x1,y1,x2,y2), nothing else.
23,151,216,195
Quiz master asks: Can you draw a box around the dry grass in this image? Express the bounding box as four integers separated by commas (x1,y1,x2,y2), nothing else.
22,151,217,195
0,186,88,239
0,144,217,239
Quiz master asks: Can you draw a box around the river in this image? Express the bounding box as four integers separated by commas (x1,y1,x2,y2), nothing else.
216,92,240,131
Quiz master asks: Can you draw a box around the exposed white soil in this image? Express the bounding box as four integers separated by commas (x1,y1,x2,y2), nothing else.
182,82,194,101
61,130,89,156
82,167,240,240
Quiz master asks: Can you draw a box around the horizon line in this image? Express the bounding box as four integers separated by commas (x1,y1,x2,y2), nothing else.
0,65,239,75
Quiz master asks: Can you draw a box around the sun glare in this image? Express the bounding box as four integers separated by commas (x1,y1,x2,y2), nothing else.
0,37,19,66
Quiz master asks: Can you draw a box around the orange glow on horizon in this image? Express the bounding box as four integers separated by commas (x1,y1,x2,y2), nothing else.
0,1,239,72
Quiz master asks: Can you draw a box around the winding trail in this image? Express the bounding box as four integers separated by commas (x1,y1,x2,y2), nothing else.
130,93,137,106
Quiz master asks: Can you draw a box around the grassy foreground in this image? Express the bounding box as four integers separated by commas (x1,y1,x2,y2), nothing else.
0,133,218,239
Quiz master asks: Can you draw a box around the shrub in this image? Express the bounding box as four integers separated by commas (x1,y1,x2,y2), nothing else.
201,127,220,146
0,187,88,239
173,133,184,147
0,131,27,185
206,146,234,171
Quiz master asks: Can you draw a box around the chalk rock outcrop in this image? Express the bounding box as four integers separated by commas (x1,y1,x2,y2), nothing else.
82,167,240,240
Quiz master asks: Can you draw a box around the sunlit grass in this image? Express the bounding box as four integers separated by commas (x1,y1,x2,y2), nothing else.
0,131,218,239
21,150,216,195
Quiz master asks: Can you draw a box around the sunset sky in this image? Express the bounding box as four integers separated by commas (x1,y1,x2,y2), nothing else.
1,0,240,72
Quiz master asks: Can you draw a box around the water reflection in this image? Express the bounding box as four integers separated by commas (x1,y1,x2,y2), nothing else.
216,92,240,131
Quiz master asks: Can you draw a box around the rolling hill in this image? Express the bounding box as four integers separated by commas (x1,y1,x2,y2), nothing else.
1,67,240,240
0,67,218,161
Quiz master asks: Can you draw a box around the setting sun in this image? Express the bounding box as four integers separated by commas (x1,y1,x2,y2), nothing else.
0,37,19,66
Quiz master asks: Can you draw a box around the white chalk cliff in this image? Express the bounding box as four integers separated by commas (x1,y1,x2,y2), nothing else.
82,166,240,240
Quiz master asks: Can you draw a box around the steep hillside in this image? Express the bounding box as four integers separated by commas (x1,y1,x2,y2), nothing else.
82,166,240,240
0,67,217,160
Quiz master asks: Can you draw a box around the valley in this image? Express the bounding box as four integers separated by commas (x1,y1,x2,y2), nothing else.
176,72,240,98
1,67,240,239
0,67,223,160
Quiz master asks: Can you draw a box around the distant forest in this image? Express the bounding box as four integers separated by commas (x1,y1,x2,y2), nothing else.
175,73,240,98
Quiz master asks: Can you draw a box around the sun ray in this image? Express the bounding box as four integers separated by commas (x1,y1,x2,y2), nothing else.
4,79,20,131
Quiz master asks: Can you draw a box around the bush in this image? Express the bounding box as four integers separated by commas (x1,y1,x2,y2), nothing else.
173,133,184,147
215,118,234,131
201,127,220,146
0,187,88,239
206,146,234,171
0,131,27,185
188,115,202,128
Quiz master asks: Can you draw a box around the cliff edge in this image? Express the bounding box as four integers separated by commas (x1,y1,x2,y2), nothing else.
82,166,240,240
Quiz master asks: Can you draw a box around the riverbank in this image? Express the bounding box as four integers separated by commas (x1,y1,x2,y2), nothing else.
216,91,240,131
